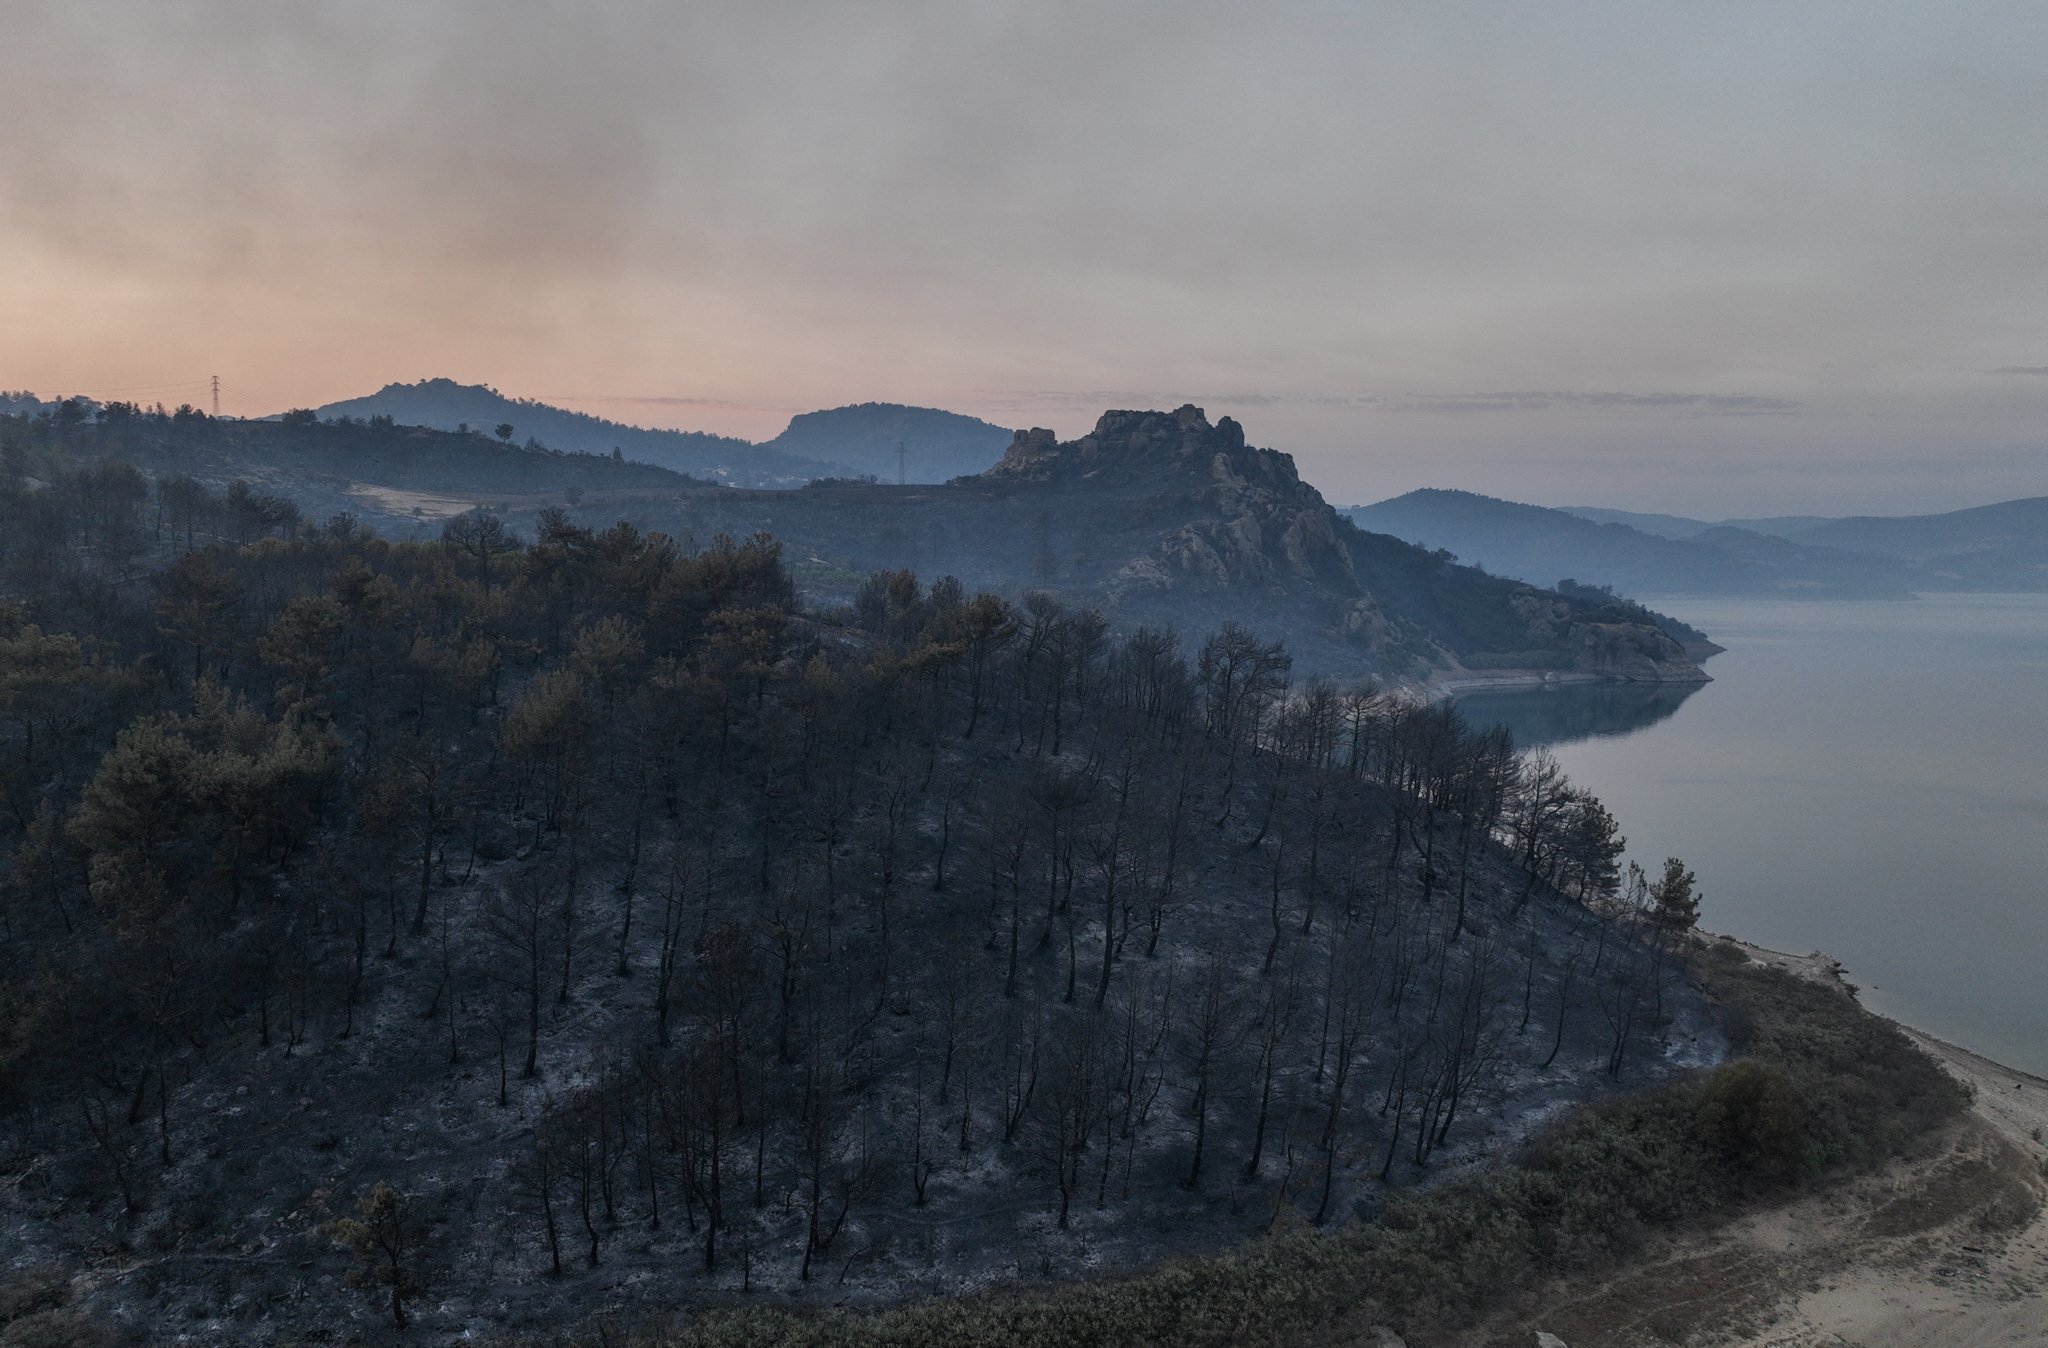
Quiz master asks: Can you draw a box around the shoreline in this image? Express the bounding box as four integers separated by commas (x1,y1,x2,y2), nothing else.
1718,932,2048,1087
1427,667,1714,696
1500,932,2048,1347
1718,933,2048,1347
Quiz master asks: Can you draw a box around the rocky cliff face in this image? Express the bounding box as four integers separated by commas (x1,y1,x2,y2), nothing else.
991,406,1319,514
993,406,1360,587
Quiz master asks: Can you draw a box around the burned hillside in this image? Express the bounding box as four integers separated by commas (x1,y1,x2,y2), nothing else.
0,452,1719,1343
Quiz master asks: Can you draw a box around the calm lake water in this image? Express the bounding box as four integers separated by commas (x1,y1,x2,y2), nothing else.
1457,594,2048,1075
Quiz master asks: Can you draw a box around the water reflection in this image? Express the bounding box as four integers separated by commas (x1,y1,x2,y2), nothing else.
1465,594,2048,1075
1453,679,1706,749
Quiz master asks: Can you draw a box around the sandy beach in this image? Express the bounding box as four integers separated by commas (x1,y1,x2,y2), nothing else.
1492,941,2048,1347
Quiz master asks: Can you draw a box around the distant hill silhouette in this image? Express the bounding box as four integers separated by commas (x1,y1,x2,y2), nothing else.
1788,497,2048,589
1553,497,2048,592
0,402,694,527
304,378,840,487
1558,505,1834,540
757,401,1014,482
1350,489,1923,598
300,381,1017,489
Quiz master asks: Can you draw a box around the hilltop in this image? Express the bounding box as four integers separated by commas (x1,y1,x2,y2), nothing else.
305,378,832,487
757,401,1014,482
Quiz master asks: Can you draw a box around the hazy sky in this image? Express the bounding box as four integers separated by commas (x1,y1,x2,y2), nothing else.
5,1,2045,516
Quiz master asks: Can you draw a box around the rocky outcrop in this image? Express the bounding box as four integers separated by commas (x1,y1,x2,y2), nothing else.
989,405,1272,489
983,406,1705,686
1495,593,1704,682
996,406,1361,594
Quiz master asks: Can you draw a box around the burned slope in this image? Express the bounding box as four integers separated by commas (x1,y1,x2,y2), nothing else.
0,465,1716,1343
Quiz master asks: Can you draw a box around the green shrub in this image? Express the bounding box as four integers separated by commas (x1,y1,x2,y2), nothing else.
1706,959,1968,1165
1693,1060,1809,1180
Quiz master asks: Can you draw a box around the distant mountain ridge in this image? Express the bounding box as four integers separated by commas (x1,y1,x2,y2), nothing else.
303,378,832,487
300,379,1017,488
1360,491,2048,597
1790,497,2048,588
1349,489,1923,599
1559,506,1836,540
1565,498,2048,592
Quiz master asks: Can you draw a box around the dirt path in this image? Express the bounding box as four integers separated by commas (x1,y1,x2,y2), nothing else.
1491,944,2048,1348
1731,1026,2048,1348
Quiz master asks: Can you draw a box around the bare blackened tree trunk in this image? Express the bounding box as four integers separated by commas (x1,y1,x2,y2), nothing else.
79,1094,139,1218
1544,947,1580,1069
871,768,910,1010
577,1131,601,1267
1146,759,1192,956
527,1138,564,1276
556,803,586,1005
404,751,444,938
1377,1036,1419,1184
909,1061,935,1207
701,1080,723,1272
1046,1028,1099,1229
1178,959,1233,1189
1091,750,1135,1010
1262,837,1288,972
1299,781,1328,937
987,798,1029,999
1243,967,1297,1180
1001,1002,1042,1146
653,846,690,1048
1314,974,1362,1223
796,1038,851,1283
488,866,552,1078
344,886,368,1039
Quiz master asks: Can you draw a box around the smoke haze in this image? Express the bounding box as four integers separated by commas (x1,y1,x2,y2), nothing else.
5,1,2045,514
